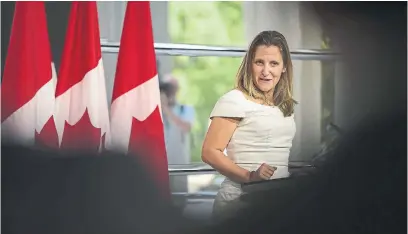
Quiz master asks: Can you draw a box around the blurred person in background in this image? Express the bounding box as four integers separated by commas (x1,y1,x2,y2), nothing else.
160,75,196,165
160,75,196,194
201,30,297,222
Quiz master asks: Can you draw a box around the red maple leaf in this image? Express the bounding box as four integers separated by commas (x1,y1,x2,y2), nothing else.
128,106,170,199
35,116,59,149
60,109,102,153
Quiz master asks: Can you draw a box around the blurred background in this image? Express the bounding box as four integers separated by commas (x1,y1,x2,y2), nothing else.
2,1,401,222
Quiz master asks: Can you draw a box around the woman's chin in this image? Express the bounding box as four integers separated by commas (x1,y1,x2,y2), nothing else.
258,86,274,93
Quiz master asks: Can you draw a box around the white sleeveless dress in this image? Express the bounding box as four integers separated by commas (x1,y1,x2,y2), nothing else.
209,89,296,221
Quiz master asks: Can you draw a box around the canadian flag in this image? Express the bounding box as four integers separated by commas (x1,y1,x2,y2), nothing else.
54,1,110,152
1,2,58,148
108,1,170,197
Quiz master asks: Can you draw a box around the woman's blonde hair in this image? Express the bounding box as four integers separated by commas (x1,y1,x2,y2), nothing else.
236,30,297,117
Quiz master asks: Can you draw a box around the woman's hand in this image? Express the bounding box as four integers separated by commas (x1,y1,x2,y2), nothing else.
249,163,277,182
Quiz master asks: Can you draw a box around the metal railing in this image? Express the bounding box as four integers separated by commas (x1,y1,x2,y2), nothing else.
168,164,215,176
168,162,314,176
101,42,341,60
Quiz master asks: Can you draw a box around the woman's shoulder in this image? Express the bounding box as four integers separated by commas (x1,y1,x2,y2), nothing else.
218,89,246,103
210,89,247,119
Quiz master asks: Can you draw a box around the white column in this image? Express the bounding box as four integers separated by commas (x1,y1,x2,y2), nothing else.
243,2,323,161
150,2,173,79
97,1,126,43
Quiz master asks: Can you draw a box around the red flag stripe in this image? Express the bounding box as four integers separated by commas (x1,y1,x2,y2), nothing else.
111,1,157,102
108,1,170,198
55,1,102,97
1,2,53,122
1,2,58,147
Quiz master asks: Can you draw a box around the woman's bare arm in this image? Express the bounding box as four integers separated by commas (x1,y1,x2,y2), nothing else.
201,117,251,183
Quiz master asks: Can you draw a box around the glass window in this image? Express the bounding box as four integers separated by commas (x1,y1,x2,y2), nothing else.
97,2,246,47
168,1,246,47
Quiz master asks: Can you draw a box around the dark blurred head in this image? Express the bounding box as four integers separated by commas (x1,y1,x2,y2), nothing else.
161,75,179,106
1,145,188,234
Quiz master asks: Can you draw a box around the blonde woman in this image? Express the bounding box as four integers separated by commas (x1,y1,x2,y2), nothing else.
201,31,297,221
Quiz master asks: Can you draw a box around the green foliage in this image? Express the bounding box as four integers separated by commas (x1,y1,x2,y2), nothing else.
168,1,245,162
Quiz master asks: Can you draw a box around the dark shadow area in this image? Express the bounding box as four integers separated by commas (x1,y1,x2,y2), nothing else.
2,144,199,234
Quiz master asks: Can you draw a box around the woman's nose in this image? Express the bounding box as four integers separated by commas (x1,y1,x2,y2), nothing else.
262,65,272,76
262,69,270,76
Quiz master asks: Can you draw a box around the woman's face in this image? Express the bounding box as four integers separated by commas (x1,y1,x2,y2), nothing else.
251,45,286,94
